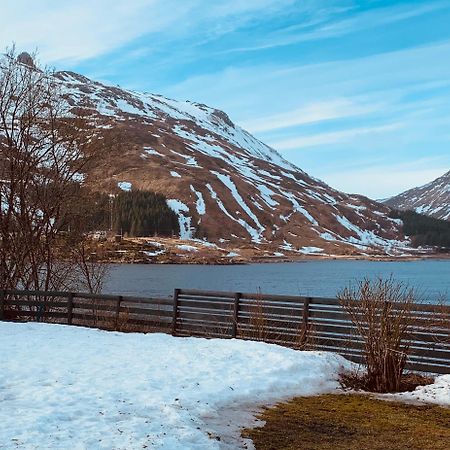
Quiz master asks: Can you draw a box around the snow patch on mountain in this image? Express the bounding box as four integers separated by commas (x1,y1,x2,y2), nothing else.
212,171,265,242
166,199,193,239
118,181,132,191
190,186,206,216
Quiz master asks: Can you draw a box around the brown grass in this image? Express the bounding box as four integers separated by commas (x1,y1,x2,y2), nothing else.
243,394,450,450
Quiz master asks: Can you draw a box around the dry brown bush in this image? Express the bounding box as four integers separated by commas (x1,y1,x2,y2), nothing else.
338,277,421,392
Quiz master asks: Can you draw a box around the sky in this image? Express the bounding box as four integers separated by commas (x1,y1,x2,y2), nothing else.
2,0,450,199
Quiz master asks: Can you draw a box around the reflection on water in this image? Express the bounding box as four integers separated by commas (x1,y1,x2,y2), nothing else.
104,259,450,303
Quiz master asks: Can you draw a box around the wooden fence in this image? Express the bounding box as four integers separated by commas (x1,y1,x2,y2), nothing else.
0,289,173,332
1,288,449,374
173,289,450,374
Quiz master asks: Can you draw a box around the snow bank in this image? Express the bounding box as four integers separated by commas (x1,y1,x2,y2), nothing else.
0,322,349,449
383,375,450,407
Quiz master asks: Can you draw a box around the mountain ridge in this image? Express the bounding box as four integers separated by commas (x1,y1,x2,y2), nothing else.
55,69,409,255
384,170,450,221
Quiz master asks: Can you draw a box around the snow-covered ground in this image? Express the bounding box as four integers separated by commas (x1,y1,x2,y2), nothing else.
383,375,450,407
1,323,448,449
0,322,349,449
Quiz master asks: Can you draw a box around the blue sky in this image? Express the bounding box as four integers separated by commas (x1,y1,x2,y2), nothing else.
3,0,450,198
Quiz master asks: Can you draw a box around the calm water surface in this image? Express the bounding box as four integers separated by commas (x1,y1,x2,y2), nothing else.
105,260,450,303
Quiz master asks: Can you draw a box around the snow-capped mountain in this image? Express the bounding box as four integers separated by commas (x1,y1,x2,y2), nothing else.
56,70,407,254
384,171,450,221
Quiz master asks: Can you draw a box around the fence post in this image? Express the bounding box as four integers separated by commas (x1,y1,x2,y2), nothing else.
67,293,74,325
231,292,241,338
300,297,311,346
115,295,123,330
0,290,4,320
172,288,181,335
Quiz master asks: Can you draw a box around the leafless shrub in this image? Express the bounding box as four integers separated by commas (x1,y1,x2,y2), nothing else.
338,277,422,392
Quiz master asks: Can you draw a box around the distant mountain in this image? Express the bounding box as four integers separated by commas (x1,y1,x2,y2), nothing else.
384,171,450,221
54,70,407,255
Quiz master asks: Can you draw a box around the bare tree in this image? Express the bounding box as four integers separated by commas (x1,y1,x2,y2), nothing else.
0,46,105,294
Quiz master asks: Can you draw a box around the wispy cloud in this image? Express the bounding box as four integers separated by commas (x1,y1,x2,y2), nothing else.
166,40,450,119
220,1,450,54
269,123,404,150
0,0,296,63
241,98,380,133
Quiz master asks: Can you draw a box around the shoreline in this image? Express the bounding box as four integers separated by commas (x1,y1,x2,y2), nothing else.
90,237,450,265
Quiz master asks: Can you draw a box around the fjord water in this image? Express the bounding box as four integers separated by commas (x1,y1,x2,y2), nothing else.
105,260,450,303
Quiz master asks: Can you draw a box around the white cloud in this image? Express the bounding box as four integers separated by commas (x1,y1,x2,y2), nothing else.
0,0,295,63
1,0,173,62
269,122,404,150
240,98,379,133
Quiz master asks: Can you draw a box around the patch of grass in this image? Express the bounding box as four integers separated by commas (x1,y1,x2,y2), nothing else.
243,394,450,450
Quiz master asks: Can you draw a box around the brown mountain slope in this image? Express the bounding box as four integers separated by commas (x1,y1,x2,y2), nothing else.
56,70,408,255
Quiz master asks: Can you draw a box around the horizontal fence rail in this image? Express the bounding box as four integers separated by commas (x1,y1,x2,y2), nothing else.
0,288,449,374
173,289,450,375
0,289,172,333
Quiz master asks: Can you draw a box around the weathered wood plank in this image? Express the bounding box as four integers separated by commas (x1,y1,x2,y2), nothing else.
125,314,172,324
405,362,449,375
177,322,233,334
238,303,303,315
71,312,115,322
175,329,231,339
237,316,303,329
120,306,173,317
4,289,69,297
178,308,234,320
120,297,173,306
72,302,116,312
11,311,68,319
177,299,234,310
5,299,68,308
241,292,309,302
178,295,234,303
179,289,235,299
